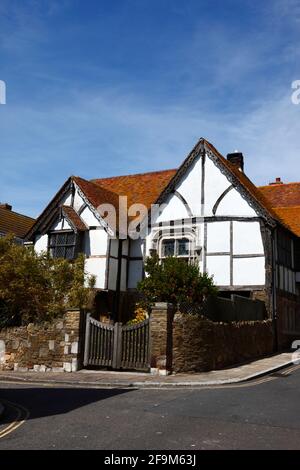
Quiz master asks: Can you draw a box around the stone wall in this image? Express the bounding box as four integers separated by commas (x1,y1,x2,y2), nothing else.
172,314,274,373
0,309,84,372
150,303,274,374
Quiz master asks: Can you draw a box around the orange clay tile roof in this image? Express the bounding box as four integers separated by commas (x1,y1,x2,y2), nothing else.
62,206,87,231
271,206,300,237
258,182,300,208
0,206,35,239
90,169,177,209
73,176,121,213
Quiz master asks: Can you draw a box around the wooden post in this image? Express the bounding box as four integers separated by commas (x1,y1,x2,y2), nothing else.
112,322,122,369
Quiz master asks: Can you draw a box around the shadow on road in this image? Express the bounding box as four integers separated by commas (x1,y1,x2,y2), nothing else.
0,386,132,425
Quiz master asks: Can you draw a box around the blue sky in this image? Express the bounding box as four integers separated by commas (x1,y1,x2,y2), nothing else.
0,0,300,217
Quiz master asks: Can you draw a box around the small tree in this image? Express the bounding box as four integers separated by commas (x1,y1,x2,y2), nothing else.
0,235,95,327
137,254,217,308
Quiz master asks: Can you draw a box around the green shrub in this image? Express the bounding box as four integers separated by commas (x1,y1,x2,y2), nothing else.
0,235,95,327
137,254,217,308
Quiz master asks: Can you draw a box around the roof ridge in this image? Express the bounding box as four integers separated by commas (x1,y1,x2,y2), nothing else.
0,206,35,221
91,168,177,181
259,181,300,188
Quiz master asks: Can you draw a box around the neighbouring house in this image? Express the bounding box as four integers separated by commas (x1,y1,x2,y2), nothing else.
0,202,35,243
25,138,300,347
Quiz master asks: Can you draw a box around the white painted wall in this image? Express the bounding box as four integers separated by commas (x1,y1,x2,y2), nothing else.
233,221,264,255
108,257,118,291
34,234,48,253
61,191,72,206
204,157,231,216
206,222,230,253
206,255,230,286
128,260,143,289
80,205,101,227
216,187,257,217
175,157,202,216
85,258,106,289
73,187,84,212
233,257,265,286
88,229,108,256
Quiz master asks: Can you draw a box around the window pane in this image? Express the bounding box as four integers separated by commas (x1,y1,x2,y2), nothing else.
56,233,66,246
162,239,175,257
65,246,74,259
178,238,189,256
55,245,66,258
66,232,75,245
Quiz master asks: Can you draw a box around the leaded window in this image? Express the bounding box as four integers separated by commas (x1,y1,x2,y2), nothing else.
160,237,191,262
49,231,77,260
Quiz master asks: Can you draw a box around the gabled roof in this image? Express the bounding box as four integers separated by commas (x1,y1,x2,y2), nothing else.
91,169,177,209
0,206,35,239
26,137,300,241
62,206,87,232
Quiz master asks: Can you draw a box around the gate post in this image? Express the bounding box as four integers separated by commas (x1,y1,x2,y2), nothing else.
112,322,122,369
83,313,91,367
150,303,174,375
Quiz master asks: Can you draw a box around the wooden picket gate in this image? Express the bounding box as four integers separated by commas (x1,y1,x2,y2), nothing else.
83,314,150,371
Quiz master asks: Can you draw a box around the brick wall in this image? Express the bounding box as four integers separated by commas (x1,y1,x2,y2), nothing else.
0,309,84,372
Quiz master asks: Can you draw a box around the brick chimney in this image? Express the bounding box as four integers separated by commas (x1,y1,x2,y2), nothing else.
0,203,12,210
269,177,283,185
227,151,244,172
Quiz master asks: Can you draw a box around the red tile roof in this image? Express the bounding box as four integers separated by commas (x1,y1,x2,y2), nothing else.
271,206,300,237
0,206,35,239
258,182,300,208
91,169,177,209
62,206,87,231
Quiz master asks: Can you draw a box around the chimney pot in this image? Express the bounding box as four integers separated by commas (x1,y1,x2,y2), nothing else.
226,152,244,171
0,203,12,211
269,177,283,185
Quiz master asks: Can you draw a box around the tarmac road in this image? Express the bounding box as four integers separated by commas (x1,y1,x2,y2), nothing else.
0,366,300,450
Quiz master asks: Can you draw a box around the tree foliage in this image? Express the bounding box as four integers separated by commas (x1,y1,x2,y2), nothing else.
137,254,217,308
0,235,95,327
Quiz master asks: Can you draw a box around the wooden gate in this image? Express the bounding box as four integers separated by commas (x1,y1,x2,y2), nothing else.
83,314,150,371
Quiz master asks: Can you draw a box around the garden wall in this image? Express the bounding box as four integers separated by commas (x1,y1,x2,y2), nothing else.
0,309,84,372
150,304,274,374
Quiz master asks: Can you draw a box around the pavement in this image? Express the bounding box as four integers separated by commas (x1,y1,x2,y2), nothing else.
0,351,295,389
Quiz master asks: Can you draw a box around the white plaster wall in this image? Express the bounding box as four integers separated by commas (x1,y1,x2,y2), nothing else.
121,259,127,291
110,239,119,257
85,258,106,289
128,260,143,289
122,240,129,256
51,219,63,231
155,193,190,223
217,187,257,217
80,206,101,227
73,187,85,212
206,222,230,253
233,221,264,255
233,257,265,286
206,255,230,286
88,229,108,256
61,191,72,206
34,234,48,253
204,157,232,216
108,257,118,291
175,156,202,216
130,239,144,258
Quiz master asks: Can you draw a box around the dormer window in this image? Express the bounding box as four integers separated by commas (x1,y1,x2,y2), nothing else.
49,231,77,260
